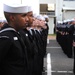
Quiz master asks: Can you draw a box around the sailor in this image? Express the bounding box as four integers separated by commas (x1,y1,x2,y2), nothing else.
0,3,29,75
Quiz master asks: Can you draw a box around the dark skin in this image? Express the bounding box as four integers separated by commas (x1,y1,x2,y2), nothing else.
4,12,29,31
27,11,34,27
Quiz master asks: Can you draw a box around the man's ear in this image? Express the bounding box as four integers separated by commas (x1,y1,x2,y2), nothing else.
9,15,15,21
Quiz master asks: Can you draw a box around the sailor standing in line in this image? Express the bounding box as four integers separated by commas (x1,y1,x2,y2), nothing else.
19,6,39,75
0,4,29,75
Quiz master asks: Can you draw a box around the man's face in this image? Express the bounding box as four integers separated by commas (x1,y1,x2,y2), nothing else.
27,11,34,26
0,22,4,28
12,13,29,30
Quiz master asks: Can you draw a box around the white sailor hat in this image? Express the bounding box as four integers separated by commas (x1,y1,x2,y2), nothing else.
63,20,67,23
57,21,63,24
33,13,38,18
2,19,7,23
0,20,3,23
28,6,33,12
43,15,49,19
36,15,45,21
70,18,75,22
3,4,28,13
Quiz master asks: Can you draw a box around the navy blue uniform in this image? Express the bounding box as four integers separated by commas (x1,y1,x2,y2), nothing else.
19,29,39,75
0,24,28,75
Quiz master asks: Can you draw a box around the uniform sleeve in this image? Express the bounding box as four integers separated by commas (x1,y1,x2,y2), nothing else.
0,37,12,62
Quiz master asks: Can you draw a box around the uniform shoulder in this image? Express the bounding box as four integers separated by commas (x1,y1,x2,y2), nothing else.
0,27,16,39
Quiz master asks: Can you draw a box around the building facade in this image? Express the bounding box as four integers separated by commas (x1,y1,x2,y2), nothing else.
39,0,75,34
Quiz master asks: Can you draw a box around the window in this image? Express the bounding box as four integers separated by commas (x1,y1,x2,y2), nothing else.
47,4,55,11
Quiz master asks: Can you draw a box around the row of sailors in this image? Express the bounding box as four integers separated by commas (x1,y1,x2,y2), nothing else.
56,20,75,74
19,20,49,75
0,4,49,75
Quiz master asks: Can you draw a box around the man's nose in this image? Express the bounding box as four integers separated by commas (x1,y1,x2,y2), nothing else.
26,16,29,21
33,17,36,21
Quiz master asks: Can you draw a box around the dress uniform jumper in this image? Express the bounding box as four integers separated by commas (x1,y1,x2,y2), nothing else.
66,24,73,58
19,29,39,75
72,25,75,74
0,24,28,75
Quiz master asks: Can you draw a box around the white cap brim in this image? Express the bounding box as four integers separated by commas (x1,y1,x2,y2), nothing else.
37,15,45,21
3,4,28,13
28,6,33,12
43,15,49,19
